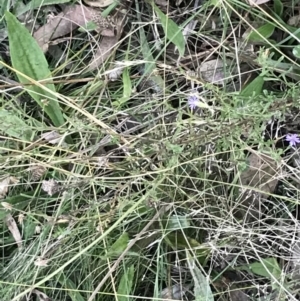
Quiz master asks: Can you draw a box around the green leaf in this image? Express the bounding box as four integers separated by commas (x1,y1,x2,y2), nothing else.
236,258,282,280
293,45,300,58
152,3,185,56
247,23,275,42
273,0,283,17
107,232,129,256
240,75,264,97
186,251,214,301
5,11,65,128
0,109,33,141
117,265,135,301
165,215,190,231
115,67,132,106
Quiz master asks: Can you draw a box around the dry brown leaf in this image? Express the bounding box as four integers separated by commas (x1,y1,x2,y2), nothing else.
1,202,13,211
0,176,11,199
86,15,125,71
0,176,18,200
34,5,116,52
27,164,47,182
5,214,22,249
198,58,235,85
235,151,281,219
42,179,61,196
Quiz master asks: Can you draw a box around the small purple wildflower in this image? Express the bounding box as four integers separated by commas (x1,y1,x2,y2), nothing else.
188,94,199,110
286,133,300,147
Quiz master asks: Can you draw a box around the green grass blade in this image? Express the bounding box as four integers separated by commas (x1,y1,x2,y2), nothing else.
152,3,185,56
5,11,65,127
117,265,135,301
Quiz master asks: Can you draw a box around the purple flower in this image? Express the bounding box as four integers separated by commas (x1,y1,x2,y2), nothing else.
286,133,300,147
188,94,199,110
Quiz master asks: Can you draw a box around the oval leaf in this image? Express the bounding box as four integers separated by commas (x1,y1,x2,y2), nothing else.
5,11,65,127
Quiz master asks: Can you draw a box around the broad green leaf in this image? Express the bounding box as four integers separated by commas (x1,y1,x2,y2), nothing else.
240,75,264,97
273,0,283,17
0,109,33,141
186,251,214,301
138,25,164,91
117,265,135,301
5,11,65,128
236,258,282,280
107,232,129,256
152,4,185,56
115,67,132,106
247,23,275,42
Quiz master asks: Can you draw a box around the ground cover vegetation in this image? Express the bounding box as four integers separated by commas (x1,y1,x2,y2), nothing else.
1,0,300,300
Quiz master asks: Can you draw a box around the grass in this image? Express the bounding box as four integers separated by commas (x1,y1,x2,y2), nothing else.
1,0,300,300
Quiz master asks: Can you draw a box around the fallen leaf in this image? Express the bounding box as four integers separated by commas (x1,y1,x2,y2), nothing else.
229,290,250,301
5,214,22,248
41,131,67,146
160,284,190,301
27,164,47,181
86,15,125,71
198,58,234,85
42,179,61,196
34,5,115,52
0,177,11,199
0,176,18,199
235,151,281,219
1,202,13,211
34,257,49,267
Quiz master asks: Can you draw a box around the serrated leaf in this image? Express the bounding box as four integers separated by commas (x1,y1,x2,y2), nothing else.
5,11,65,128
240,75,264,97
117,265,135,301
0,109,33,141
152,3,185,56
247,23,275,42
